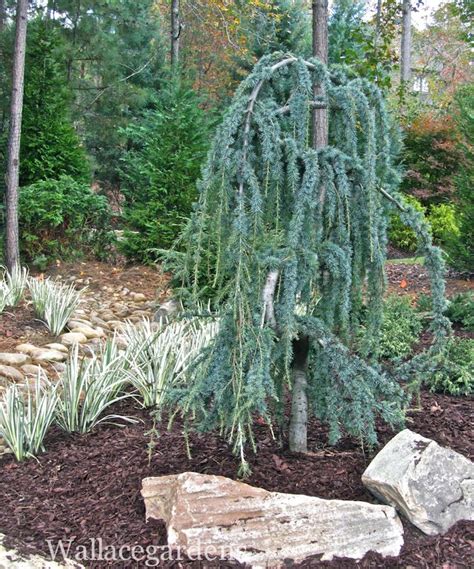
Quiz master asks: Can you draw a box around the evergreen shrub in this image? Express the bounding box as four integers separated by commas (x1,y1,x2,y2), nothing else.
119,83,211,262
389,195,426,251
19,19,90,186
446,292,474,331
378,295,422,360
19,176,113,268
425,338,473,396
444,84,474,271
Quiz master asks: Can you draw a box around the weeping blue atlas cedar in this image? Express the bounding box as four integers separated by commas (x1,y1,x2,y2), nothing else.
166,53,450,476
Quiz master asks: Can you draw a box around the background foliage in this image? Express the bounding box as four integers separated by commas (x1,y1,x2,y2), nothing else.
118,82,212,261
19,176,112,268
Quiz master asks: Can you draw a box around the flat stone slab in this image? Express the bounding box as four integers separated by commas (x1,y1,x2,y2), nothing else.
362,429,474,535
142,472,403,568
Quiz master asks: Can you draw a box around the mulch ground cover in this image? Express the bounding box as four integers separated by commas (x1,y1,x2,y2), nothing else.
0,391,472,568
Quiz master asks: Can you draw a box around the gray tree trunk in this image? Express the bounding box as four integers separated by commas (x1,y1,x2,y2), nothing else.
289,0,328,454
4,0,28,271
171,0,180,68
289,337,309,453
400,0,412,86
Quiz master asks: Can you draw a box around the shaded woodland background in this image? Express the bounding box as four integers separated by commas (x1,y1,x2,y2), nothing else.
0,0,472,270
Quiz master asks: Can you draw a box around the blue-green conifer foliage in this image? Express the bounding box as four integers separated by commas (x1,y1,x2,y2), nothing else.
169,54,449,474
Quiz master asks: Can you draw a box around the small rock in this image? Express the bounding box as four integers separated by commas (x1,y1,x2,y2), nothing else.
51,362,67,373
70,326,104,339
45,343,69,353
0,353,29,366
154,299,180,323
61,332,88,346
21,364,44,376
142,472,404,567
362,429,474,535
91,316,109,328
106,320,125,331
132,292,147,302
15,343,39,356
132,310,151,318
67,319,92,330
0,365,24,382
33,349,68,363
100,312,116,322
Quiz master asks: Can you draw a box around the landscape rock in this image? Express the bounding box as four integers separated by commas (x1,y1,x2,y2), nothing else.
132,292,146,302
106,320,124,331
142,472,404,568
153,299,179,323
0,365,24,382
70,326,104,339
67,320,92,330
15,343,39,356
44,343,69,353
21,364,44,376
33,349,68,363
0,533,83,569
99,312,116,323
60,332,88,346
362,429,474,535
90,316,109,328
0,353,28,366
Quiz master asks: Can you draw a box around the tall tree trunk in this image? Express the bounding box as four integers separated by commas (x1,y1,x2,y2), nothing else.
4,0,28,271
400,0,412,86
171,0,180,68
289,0,328,454
0,0,6,33
374,0,382,56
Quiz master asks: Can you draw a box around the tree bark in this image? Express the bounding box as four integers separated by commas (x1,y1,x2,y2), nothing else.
289,336,309,453
400,0,412,86
289,0,328,454
0,0,6,33
171,0,180,68
4,0,28,271
312,0,328,148
374,0,382,56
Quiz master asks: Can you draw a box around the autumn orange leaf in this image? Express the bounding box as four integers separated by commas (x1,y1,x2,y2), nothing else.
400,279,408,289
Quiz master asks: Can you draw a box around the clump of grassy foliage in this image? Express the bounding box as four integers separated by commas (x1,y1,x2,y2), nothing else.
29,277,82,335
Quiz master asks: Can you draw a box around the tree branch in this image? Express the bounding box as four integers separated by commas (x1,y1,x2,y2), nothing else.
261,270,279,329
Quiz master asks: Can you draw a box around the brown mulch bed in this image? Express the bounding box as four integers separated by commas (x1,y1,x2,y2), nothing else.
0,391,472,568
386,262,473,298
0,303,55,353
